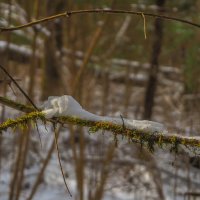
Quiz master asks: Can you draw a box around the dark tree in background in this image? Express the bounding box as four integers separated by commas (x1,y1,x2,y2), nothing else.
143,0,166,120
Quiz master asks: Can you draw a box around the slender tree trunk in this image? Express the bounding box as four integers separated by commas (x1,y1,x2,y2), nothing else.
41,0,65,100
0,0,12,179
142,1,166,200
12,1,40,200
143,0,166,119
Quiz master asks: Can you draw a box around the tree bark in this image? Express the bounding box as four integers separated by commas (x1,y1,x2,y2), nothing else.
142,1,166,200
41,0,66,100
143,0,166,119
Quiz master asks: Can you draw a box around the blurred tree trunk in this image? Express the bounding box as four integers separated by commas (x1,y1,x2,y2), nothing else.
41,0,65,100
42,36,63,100
143,0,166,119
142,1,166,200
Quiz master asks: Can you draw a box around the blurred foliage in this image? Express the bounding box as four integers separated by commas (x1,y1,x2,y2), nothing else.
184,47,200,93
0,0,199,93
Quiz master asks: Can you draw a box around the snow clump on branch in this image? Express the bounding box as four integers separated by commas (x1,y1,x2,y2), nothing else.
41,95,167,134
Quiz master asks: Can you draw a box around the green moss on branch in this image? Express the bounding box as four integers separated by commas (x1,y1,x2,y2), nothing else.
1,111,200,154
0,112,45,132
58,116,200,151
0,96,36,113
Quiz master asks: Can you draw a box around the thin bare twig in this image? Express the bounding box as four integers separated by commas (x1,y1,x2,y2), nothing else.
141,13,147,39
0,64,38,110
0,9,199,33
0,64,42,148
53,124,72,197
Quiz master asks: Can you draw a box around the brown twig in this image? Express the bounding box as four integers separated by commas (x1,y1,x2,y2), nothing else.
0,9,199,33
0,64,38,110
53,124,72,197
27,128,61,200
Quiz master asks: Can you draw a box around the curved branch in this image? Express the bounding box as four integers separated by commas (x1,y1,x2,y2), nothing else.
0,9,199,33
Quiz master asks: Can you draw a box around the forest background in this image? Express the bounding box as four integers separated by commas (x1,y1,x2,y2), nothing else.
0,0,200,200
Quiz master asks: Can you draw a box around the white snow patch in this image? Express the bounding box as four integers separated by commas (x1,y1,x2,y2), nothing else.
41,95,166,133
0,41,32,55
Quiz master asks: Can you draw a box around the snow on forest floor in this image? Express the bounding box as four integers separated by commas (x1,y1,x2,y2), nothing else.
0,88,200,200
1,128,200,200
0,151,146,200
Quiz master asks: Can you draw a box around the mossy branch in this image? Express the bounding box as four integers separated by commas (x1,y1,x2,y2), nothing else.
0,96,36,113
0,96,200,153
0,111,45,133
0,109,200,153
